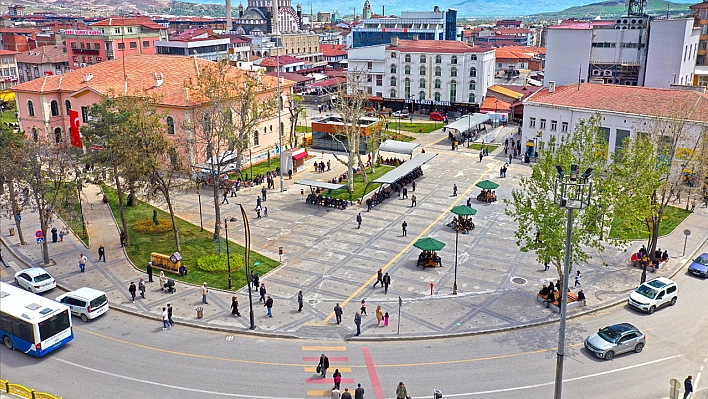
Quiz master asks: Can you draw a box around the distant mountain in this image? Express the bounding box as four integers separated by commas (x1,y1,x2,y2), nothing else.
527,0,692,19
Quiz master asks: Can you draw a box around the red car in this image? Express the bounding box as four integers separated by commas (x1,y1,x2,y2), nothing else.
429,112,445,121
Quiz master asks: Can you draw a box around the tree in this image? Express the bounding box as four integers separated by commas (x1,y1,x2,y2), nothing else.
504,114,627,276
185,59,279,240
286,92,305,145
0,125,28,245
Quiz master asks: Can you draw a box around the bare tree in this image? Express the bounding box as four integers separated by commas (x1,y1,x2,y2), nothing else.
0,125,28,245
286,92,305,145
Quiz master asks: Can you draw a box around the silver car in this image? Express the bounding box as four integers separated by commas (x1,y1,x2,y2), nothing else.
584,323,645,360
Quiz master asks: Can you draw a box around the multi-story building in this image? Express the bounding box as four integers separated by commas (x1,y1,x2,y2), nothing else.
690,0,708,74
350,6,458,48
475,27,534,47
279,32,322,64
8,5,26,16
63,16,167,70
154,29,251,62
348,38,495,115
15,45,70,82
0,49,19,90
545,17,699,88
231,0,301,35
0,28,41,52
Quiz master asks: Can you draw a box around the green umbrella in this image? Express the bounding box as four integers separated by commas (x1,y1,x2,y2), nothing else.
476,180,499,190
413,237,446,252
451,205,477,216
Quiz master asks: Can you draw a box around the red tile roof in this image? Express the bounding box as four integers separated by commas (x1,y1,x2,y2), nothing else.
91,16,164,30
15,45,68,64
0,28,40,34
549,20,615,29
0,49,19,56
480,96,512,112
689,1,708,9
494,48,533,61
258,55,304,67
525,83,708,123
321,44,347,57
388,40,491,54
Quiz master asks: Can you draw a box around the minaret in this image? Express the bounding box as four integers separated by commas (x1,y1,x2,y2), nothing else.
363,0,371,20
238,2,244,17
273,0,279,35
226,0,232,31
296,3,302,30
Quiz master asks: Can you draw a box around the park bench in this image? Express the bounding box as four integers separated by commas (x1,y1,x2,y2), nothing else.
151,252,181,273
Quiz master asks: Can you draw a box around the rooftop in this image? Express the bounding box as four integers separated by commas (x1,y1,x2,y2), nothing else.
548,19,615,30
91,16,165,30
321,44,347,57
15,45,68,64
388,40,491,54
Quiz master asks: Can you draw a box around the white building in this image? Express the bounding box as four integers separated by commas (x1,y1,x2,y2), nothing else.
347,38,495,115
521,82,708,158
545,18,700,89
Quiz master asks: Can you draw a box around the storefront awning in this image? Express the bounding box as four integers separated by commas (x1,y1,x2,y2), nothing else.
294,180,347,191
379,140,420,156
372,152,437,185
292,151,308,161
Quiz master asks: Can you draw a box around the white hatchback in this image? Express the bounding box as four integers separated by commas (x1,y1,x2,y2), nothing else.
14,267,57,294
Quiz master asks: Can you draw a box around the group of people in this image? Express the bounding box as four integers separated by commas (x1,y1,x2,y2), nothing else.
631,246,669,272
305,191,348,210
365,167,422,211
538,279,587,307
476,189,497,203
417,251,442,268
449,216,475,233
379,156,405,166
316,354,368,399
314,160,331,173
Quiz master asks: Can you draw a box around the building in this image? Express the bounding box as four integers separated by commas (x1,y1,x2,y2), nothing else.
311,115,380,153
255,55,306,72
350,6,458,48
348,38,495,115
544,18,699,89
63,16,167,70
321,43,347,66
8,5,26,17
155,29,233,61
521,82,708,159
0,49,19,90
689,0,708,67
475,27,534,47
279,32,322,63
15,45,70,82
0,28,41,52
232,0,301,35
11,54,294,167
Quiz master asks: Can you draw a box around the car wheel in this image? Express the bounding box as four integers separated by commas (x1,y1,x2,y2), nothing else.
648,306,656,314
670,297,677,306
80,314,89,322
604,351,614,360
634,343,644,353
3,336,14,350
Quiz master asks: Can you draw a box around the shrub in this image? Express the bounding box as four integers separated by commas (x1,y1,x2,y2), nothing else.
196,254,244,273
134,219,173,234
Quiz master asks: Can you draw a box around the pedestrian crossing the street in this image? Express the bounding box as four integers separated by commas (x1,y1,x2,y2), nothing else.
302,345,351,397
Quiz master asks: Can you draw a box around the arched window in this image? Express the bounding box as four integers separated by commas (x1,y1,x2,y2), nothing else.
390,64,397,73
435,67,441,77
450,81,457,102
419,91,426,101
404,78,411,99
419,78,426,88
420,55,426,63
50,100,59,117
470,67,477,77
434,92,441,101
469,93,475,103
31,127,38,142
419,66,426,75
451,67,457,77
269,124,273,133
451,55,458,64
435,55,442,64
390,52,397,58
404,54,411,62
254,129,260,146
390,76,397,86
166,116,175,135
54,127,62,143
65,100,72,115
27,100,35,117
390,88,397,98
470,54,477,60
435,79,441,89
469,80,476,90
404,65,410,75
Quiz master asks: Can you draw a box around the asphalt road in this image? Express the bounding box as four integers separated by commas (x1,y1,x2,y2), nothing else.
2,239,706,399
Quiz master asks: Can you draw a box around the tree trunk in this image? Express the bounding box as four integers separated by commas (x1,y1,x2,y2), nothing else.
7,179,26,245
165,193,181,252
34,193,50,265
212,175,221,241
113,165,129,247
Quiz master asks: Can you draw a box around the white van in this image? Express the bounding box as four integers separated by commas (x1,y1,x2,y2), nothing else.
628,277,678,314
56,287,109,322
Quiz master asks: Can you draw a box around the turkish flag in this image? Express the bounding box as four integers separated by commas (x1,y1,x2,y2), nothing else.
69,109,82,148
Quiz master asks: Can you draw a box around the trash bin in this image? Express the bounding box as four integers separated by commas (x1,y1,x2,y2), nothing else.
8,227,15,236
196,307,203,319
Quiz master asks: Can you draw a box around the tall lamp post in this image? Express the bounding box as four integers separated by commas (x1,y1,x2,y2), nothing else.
552,164,593,399
197,190,203,231
453,225,459,295
237,203,256,330
224,217,237,289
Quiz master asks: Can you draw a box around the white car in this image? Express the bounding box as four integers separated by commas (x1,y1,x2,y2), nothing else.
14,267,57,294
56,287,109,322
392,110,409,118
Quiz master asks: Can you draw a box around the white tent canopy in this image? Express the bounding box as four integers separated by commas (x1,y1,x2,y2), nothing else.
378,140,421,156
445,113,491,135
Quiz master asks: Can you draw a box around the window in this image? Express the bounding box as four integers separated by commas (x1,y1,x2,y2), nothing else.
419,78,426,88
27,100,35,117
49,100,59,116
390,76,397,86
71,42,77,49
615,129,631,153
470,54,477,60
550,120,557,131
470,67,477,77
31,128,38,142
390,52,397,58
254,129,260,145
367,62,372,69
450,81,457,102
529,117,536,128
435,55,442,64
540,119,547,129
451,67,457,77
127,27,133,33
54,127,62,143
94,43,100,50
468,93,475,103
434,92,441,101
419,91,426,100
404,65,410,75
129,42,137,49
65,100,72,115
435,66,441,76
117,43,125,50
469,80,476,90
404,54,411,62
143,41,150,48
81,106,89,123
435,79,441,89
166,116,175,135
404,78,411,99
561,121,569,132
390,88,397,97
390,64,397,73
376,75,382,86
420,55,426,63
419,66,426,75
451,55,458,64
114,28,121,34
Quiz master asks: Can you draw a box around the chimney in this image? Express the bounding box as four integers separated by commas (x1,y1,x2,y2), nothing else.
153,72,164,88
225,0,232,31
548,81,556,93
83,73,93,82
391,36,399,46
382,5,384,15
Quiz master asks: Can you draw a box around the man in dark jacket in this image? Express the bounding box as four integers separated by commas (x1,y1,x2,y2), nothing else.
334,303,343,324
373,269,383,288
265,295,273,317
684,375,693,399
259,283,267,303
318,354,330,378
383,273,391,294
354,384,365,399
147,261,153,282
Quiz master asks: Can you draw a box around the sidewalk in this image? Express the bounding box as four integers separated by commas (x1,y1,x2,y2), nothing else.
2,128,707,340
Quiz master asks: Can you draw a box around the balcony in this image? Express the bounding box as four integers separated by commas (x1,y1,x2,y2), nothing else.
73,48,100,55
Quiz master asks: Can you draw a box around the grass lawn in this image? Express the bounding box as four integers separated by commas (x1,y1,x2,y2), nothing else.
295,125,309,133
460,143,500,151
388,120,439,134
229,156,281,182
0,111,17,124
383,131,416,142
103,187,278,290
328,166,394,201
609,205,692,240
52,183,89,246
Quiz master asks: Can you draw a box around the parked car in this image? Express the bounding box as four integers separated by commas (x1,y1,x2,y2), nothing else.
627,277,678,314
429,112,445,121
56,287,109,322
584,323,645,360
392,110,409,118
14,267,56,294
688,253,708,278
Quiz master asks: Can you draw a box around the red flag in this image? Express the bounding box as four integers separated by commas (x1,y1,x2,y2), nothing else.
69,109,82,148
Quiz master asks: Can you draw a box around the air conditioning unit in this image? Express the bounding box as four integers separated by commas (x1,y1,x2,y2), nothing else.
603,70,613,77
80,63,86,68
592,69,601,76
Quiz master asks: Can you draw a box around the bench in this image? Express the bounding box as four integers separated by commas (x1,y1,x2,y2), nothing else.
536,291,582,313
151,252,181,273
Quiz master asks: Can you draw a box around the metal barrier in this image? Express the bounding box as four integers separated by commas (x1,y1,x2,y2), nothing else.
0,379,62,399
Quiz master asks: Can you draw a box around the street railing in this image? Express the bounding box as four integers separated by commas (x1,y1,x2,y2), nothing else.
0,379,62,399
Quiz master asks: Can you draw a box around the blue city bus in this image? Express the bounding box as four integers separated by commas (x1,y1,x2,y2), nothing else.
0,281,74,357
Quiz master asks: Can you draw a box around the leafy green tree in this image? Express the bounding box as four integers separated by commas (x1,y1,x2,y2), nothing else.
286,93,305,145
0,125,28,245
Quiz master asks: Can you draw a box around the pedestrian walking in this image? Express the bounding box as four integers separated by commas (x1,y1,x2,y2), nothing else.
59,230,65,242
252,271,259,289
354,312,361,336
333,369,342,390
575,270,582,287
334,303,343,324
412,180,416,191
318,354,330,377
147,261,153,282
360,299,367,315
341,387,352,399
256,196,262,209
331,388,341,399
479,151,483,162
544,261,550,271
264,207,268,217
201,282,209,304
356,213,362,229
327,160,331,171
221,190,229,204
411,194,417,207
684,375,693,399
373,269,383,288
231,296,241,316
259,283,267,303
119,230,126,247
159,270,167,290
0,247,7,268
265,295,273,317
453,184,458,197
138,278,146,299
98,244,105,262
383,272,391,294
402,187,408,199
129,282,137,303
577,290,587,306
355,384,365,399
167,303,174,326
297,290,304,312
78,253,87,273
51,227,58,243
162,307,170,330
396,382,408,399
376,305,384,326
384,312,389,327
402,221,407,237
261,186,267,202
508,154,512,164
256,205,262,219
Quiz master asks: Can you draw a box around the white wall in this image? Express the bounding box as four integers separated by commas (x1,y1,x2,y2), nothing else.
544,28,592,87
645,19,700,88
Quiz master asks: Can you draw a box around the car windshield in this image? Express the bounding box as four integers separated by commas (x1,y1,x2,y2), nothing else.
34,273,52,282
597,327,621,344
635,284,658,299
693,256,708,266
90,295,107,309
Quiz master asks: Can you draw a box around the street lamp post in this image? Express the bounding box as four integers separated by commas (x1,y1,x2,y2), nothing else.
224,217,236,289
237,203,256,330
248,148,253,183
197,190,203,231
453,226,459,295
552,164,593,399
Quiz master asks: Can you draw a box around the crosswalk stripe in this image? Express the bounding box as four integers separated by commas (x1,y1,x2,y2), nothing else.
302,346,346,351
305,378,355,384
304,367,352,373
303,356,349,362
306,390,332,396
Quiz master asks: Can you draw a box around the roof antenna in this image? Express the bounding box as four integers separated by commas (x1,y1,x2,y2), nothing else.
577,65,582,91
